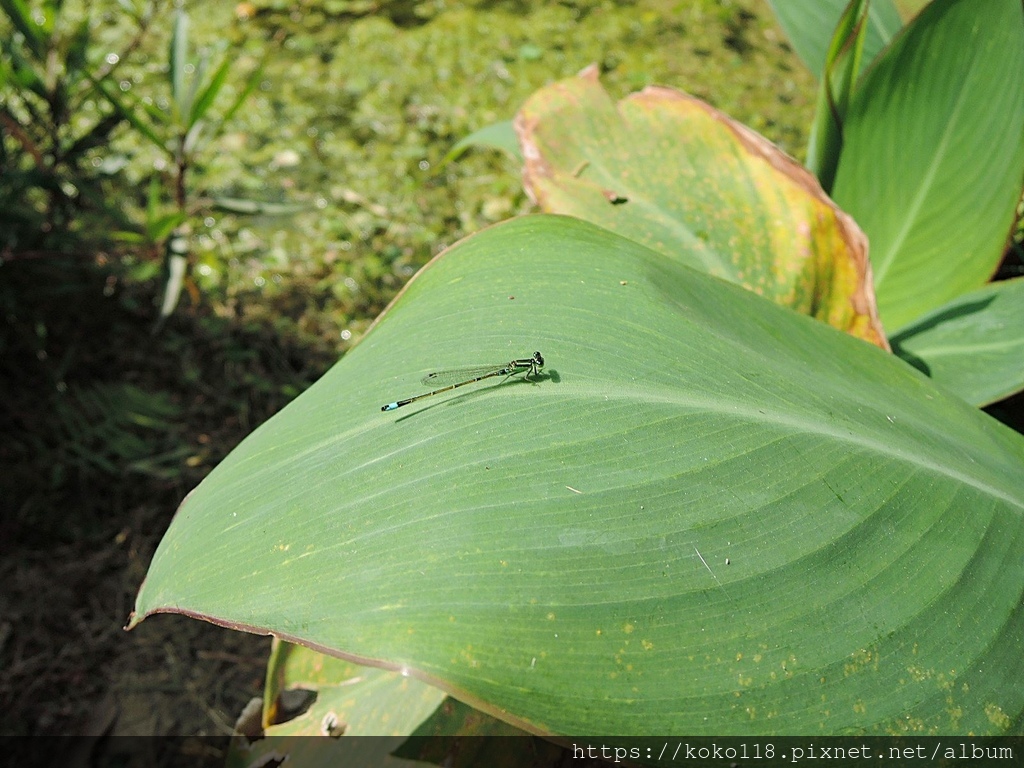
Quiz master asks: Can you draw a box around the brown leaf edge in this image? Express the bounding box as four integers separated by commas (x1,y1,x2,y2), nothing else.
515,64,890,352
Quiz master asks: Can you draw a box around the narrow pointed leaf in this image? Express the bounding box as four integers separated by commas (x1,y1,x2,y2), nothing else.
3,40,47,99
147,212,188,243
516,67,887,348
891,278,1024,407
133,215,1024,736
169,8,190,120
220,58,265,126
189,50,232,126
830,0,1024,332
184,49,210,128
0,0,47,57
64,112,122,159
64,17,91,83
182,118,205,156
210,197,307,216
805,0,868,192
91,75,166,150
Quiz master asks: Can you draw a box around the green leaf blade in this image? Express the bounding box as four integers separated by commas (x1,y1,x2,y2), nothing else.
263,642,446,737
891,278,1024,407
831,0,1024,332
134,216,1024,736
441,119,521,167
0,0,48,58
91,75,166,150
766,0,903,77
219,57,264,126
805,0,869,192
169,7,190,121
188,51,231,126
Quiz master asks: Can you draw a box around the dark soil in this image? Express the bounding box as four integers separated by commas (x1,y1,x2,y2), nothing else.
0,253,335,741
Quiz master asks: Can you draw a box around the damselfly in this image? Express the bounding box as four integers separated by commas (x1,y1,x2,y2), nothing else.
381,351,544,411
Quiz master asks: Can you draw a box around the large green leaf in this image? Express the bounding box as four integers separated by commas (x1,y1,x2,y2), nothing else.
515,66,888,349
891,278,1024,407
132,215,1024,736
830,0,1024,332
765,0,903,78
